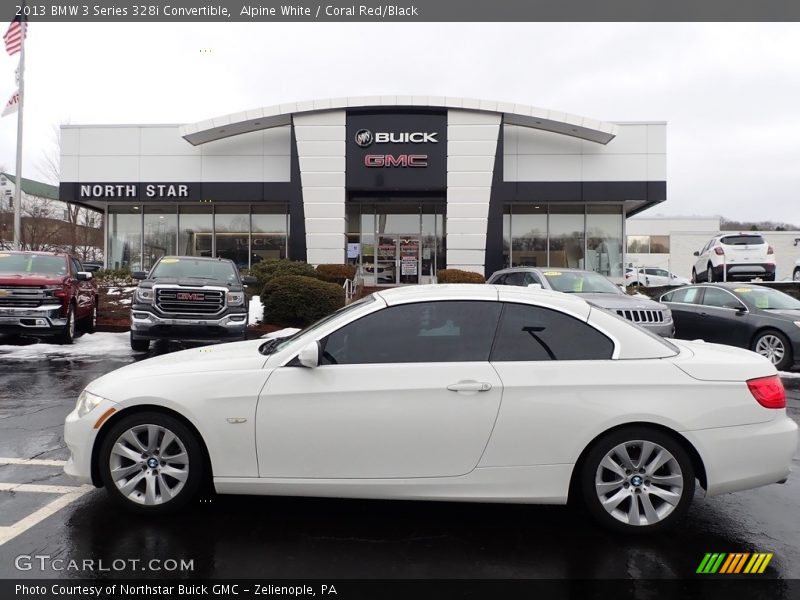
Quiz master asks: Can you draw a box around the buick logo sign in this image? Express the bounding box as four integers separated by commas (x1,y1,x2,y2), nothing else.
354,129,373,148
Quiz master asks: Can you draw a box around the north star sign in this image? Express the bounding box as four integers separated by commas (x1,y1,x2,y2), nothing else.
79,184,190,198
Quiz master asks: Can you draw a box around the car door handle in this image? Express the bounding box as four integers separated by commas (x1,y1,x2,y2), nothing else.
447,381,492,392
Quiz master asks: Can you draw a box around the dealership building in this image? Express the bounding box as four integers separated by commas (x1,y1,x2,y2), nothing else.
59,96,667,284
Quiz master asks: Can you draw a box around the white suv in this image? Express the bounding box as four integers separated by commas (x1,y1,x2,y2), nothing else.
625,266,690,288
692,233,776,283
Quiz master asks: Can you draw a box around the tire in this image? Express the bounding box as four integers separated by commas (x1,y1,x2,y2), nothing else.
752,330,792,371
794,269,800,282
706,265,715,283
691,269,697,284
98,411,204,514
57,304,76,345
130,335,150,352
580,427,695,534
82,302,98,334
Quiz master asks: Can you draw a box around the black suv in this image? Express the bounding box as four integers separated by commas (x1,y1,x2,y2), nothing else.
129,256,257,351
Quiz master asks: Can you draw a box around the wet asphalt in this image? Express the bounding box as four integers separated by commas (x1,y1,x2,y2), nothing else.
0,335,798,580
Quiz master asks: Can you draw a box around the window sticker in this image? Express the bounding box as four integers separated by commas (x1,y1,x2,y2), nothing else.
543,271,562,276
0,254,9,258
733,288,752,293
755,296,769,309
160,258,180,263
573,279,584,292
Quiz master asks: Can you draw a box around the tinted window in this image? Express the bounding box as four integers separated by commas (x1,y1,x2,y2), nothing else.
71,258,82,275
504,272,526,286
491,303,614,361
491,274,507,284
663,287,701,304
320,301,502,365
720,235,765,246
702,288,743,309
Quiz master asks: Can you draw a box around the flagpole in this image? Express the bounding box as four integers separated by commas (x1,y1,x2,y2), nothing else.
12,21,24,250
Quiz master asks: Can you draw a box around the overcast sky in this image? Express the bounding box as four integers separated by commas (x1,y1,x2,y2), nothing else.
0,22,798,222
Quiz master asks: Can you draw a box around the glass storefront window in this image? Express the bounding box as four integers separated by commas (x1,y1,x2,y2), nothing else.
626,235,670,254
178,205,213,259
510,205,547,267
107,205,142,271
143,205,177,270
251,204,289,265
586,204,623,277
214,205,250,269
549,204,585,269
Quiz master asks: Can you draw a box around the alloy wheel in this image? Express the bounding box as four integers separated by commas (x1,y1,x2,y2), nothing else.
109,424,190,505
706,266,714,282
755,334,785,366
594,440,684,527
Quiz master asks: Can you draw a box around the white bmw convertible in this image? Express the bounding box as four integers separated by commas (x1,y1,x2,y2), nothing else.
64,285,798,532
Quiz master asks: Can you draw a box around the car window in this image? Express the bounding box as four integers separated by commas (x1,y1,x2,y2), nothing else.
523,272,541,285
491,274,506,285
663,287,701,304
504,272,526,286
71,258,82,275
645,268,669,277
720,234,765,246
734,286,800,310
702,287,743,309
491,303,614,361
320,301,502,365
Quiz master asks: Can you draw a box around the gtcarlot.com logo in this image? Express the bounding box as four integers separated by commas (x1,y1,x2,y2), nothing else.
696,552,773,574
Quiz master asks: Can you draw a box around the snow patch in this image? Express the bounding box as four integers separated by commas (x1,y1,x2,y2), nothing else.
0,332,135,362
249,296,263,324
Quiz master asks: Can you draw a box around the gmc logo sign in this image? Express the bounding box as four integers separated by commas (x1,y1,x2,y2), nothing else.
176,292,205,301
365,154,428,168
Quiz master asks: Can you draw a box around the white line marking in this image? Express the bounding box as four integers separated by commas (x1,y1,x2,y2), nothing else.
0,485,92,546
0,457,67,467
0,483,84,494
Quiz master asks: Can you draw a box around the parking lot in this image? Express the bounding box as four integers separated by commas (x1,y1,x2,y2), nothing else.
0,333,798,580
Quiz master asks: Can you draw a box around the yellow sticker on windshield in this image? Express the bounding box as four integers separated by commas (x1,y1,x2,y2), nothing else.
160,258,179,263
0,253,9,258
733,288,752,293
573,280,584,292
543,271,562,276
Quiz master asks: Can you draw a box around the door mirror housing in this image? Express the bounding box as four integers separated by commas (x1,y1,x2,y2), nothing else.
242,275,258,286
132,271,148,280
735,305,747,315
693,251,700,257
297,341,320,368
76,271,92,281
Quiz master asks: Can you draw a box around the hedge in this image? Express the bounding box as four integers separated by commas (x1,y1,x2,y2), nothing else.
249,259,319,292
436,269,486,284
261,275,345,327
94,268,135,286
316,263,357,285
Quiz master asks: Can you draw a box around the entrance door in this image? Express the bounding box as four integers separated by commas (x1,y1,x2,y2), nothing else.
376,235,420,285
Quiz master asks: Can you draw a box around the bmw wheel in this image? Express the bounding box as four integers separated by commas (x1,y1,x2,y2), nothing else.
99,412,203,514
752,330,792,371
581,427,695,533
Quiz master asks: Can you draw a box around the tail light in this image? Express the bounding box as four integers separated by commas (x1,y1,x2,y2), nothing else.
767,245,774,255
747,375,786,409
714,247,725,256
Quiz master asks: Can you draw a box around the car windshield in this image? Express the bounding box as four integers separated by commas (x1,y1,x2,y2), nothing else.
734,287,800,310
541,270,623,294
260,295,377,355
150,258,238,282
0,253,68,276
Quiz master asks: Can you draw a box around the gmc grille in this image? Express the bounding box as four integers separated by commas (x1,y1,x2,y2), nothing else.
155,288,224,315
616,309,665,324
0,287,48,308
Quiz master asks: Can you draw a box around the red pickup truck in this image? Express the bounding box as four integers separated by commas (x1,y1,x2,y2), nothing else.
0,251,99,344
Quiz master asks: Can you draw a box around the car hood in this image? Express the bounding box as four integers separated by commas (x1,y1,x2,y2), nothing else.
140,277,242,291
576,292,665,311
87,339,269,399
0,274,66,286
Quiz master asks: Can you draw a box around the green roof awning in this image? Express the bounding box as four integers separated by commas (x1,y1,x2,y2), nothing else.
1,172,59,201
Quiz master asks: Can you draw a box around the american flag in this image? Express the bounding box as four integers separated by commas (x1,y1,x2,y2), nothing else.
3,20,26,56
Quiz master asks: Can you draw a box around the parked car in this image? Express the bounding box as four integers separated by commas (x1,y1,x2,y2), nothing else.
691,233,775,283
487,267,674,337
64,285,797,533
660,283,800,371
0,251,98,344
794,256,800,282
129,256,258,352
625,267,689,288
80,261,104,273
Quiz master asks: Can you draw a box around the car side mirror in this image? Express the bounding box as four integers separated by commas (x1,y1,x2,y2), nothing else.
132,271,148,280
242,275,258,286
735,305,747,315
76,271,92,281
693,251,700,257
297,341,320,368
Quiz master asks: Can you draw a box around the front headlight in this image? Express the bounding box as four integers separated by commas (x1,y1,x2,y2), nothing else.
794,321,800,328
663,308,673,322
135,287,154,303
75,390,108,418
226,291,245,306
